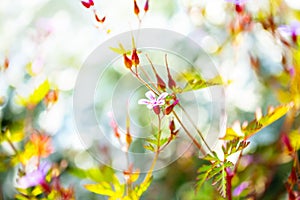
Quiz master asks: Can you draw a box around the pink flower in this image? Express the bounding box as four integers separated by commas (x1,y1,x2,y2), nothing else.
138,91,168,109
278,21,300,42
233,181,249,196
17,161,51,189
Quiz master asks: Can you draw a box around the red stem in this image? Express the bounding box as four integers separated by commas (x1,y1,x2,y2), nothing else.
226,167,233,200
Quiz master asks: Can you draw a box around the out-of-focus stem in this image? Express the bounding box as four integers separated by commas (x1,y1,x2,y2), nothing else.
172,111,206,155
178,104,213,154
142,115,162,185
130,69,158,96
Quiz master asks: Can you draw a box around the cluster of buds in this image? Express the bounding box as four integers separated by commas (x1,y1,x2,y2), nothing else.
133,0,150,18
123,48,140,69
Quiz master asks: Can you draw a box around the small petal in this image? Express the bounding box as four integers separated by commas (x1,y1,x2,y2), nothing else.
147,104,153,109
156,100,165,106
138,99,151,105
157,92,168,102
145,91,156,101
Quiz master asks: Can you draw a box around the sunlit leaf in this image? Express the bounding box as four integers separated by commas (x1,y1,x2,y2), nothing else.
110,43,130,55
17,79,50,107
1,121,25,143
178,69,224,93
84,182,116,196
197,152,233,198
220,128,242,141
243,104,292,139
144,144,155,152
15,194,29,200
135,176,153,197
32,185,43,196
289,129,300,151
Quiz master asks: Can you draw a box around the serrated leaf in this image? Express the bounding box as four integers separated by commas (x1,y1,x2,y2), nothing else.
146,138,158,146
178,69,224,93
243,104,291,139
159,137,168,146
196,161,233,198
203,152,219,162
144,144,155,152
221,128,242,141
196,164,213,192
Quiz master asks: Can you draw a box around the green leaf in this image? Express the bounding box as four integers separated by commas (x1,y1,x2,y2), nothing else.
84,182,115,196
196,160,233,198
17,79,50,107
135,176,153,197
144,144,155,152
196,164,214,192
178,69,224,93
289,129,300,151
110,43,130,55
15,194,30,200
1,121,25,143
243,104,291,139
222,139,249,157
159,137,168,146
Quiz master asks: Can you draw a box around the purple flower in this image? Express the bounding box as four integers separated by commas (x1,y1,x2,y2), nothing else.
224,0,248,5
138,91,168,109
233,181,249,196
278,21,300,42
17,161,51,189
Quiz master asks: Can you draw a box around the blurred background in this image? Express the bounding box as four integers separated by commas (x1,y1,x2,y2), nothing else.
1,0,300,199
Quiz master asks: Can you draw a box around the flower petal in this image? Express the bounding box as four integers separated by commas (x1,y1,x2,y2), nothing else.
145,91,156,101
138,99,151,105
156,100,165,106
157,92,168,102
147,104,153,109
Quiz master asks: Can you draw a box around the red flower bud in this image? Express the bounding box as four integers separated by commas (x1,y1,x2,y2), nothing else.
156,74,166,91
169,119,175,132
44,89,59,106
123,54,133,69
168,74,176,89
131,48,140,67
235,4,244,13
144,0,149,12
281,133,293,152
134,0,140,16
153,105,160,115
126,132,132,146
4,57,9,69
164,99,179,115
